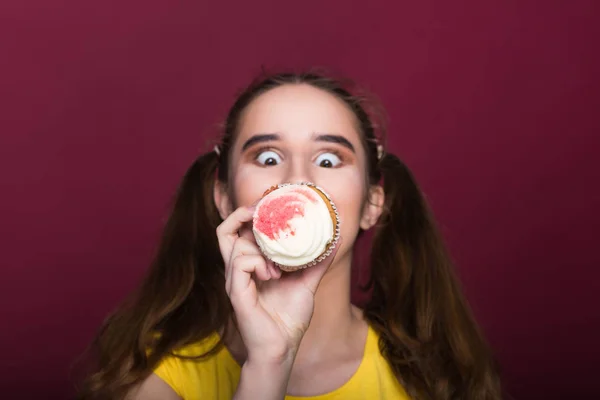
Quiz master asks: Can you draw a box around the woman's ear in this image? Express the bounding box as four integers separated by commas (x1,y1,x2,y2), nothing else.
213,180,232,221
360,185,385,230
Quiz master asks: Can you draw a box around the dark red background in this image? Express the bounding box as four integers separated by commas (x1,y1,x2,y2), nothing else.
1,1,598,399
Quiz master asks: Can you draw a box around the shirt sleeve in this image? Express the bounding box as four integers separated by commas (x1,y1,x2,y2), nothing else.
153,355,185,398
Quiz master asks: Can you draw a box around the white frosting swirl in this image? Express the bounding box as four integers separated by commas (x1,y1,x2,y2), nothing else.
253,184,334,267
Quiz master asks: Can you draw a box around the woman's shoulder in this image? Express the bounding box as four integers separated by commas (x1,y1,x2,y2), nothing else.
353,325,412,399
153,332,241,399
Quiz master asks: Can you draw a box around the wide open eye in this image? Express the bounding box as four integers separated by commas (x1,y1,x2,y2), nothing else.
314,152,342,168
256,150,282,166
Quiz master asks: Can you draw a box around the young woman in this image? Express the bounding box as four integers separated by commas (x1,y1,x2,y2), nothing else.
77,72,503,399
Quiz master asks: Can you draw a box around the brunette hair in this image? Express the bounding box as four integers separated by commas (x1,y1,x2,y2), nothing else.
76,71,503,399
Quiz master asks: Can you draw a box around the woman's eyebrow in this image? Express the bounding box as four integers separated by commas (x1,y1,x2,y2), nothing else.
314,133,355,153
241,133,281,151
241,133,355,153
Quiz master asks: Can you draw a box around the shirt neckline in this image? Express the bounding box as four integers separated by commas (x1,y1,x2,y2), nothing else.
220,324,376,399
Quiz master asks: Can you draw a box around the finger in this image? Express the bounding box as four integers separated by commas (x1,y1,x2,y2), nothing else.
267,260,281,280
226,237,264,286
238,229,280,280
216,206,255,266
301,237,343,293
228,254,271,301
238,226,255,242
231,226,272,281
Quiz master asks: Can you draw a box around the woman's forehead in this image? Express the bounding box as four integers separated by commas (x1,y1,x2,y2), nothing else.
235,84,362,146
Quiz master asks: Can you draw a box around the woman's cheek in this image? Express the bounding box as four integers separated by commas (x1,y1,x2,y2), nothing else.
321,173,365,240
232,166,278,207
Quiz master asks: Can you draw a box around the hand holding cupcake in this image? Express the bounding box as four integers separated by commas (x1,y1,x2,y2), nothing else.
214,182,341,366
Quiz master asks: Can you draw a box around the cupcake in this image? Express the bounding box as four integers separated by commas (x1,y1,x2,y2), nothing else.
252,182,340,272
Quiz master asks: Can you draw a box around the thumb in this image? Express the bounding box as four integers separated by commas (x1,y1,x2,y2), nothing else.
300,237,343,294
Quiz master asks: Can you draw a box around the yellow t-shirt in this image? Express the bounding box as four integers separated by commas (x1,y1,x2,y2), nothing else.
154,325,410,399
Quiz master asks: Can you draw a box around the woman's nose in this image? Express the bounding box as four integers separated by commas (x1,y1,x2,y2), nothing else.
283,158,313,184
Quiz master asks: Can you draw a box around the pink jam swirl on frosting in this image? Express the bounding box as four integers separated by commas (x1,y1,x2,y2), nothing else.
253,194,306,240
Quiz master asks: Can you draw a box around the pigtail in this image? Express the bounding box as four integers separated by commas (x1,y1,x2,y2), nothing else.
77,151,229,400
364,153,502,400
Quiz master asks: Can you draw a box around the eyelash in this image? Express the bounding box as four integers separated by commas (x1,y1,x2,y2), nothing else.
251,146,346,167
